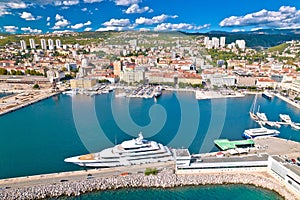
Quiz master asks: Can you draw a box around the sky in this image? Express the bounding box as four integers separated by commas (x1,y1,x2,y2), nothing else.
0,0,299,34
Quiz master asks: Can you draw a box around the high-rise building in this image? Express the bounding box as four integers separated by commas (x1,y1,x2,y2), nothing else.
203,37,209,46
20,40,27,50
236,40,246,50
220,37,226,48
29,39,36,49
113,61,122,77
212,37,220,49
48,39,54,50
55,39,61,49
41,39,47,50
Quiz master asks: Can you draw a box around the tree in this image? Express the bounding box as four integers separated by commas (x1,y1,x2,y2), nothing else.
33,84,40,89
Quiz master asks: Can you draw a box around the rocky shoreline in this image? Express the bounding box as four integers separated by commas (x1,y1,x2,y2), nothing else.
0,169,296,199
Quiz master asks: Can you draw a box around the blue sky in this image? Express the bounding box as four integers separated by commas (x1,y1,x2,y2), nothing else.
0,0,299,34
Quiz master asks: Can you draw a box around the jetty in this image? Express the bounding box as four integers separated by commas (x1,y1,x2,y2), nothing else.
0,90,60,116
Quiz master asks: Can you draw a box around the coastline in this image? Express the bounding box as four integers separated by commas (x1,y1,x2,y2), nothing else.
0,90,60,116
0,167,296,199
274,93,300,109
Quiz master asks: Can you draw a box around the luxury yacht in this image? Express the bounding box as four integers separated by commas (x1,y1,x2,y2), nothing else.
64,133,174,167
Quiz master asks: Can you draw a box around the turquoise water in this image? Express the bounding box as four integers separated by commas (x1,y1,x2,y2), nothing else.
0,91,299,179
57,185,282,200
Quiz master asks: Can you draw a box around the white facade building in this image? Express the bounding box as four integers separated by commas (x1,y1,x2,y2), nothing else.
220,37,226,48
20,40,27,50
29,38,35,49
236,40,246,50
48,39,54,50
55,39,61,49
40,39,47,50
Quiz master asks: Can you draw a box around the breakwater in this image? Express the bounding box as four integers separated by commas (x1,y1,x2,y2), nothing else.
0,169,296,199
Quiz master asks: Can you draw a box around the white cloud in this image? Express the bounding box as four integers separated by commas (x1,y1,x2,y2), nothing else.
70,21,91,29
47,17,51,21
55,14,64,21
7,2,27,9
47,22,50,26
54,0,79,6
0,5,11,17
53,17,70,29
81,8,87,11
21,27,42,34
53,30,73,33
231,29,245,32
220,6,300,29
96,26,129,31
135,14,177,25
154,23,210,31
83,0,103,3
124,4,153,14
84,27,92,31
139,28,150,32
84,21,92,26
103,18,131,27
3,26,18,33
20,12,35,21
114,0,141,6
71,23,84,29
62,0,79,6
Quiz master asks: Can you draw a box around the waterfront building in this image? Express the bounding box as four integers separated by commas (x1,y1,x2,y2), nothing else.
268,156,300,195
29,38,36,49
256,77,276,88
70,78,97,89
20,40,26,50
120,70,145,83
40,39,47,50
288,79,300,98
55,39,61,49
46,69,65,83
210,75,236,87
48,39,54,50
113,61,122,77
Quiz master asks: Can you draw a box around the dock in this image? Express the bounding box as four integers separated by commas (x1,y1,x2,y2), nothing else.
214,139,255,151
0,90,60,116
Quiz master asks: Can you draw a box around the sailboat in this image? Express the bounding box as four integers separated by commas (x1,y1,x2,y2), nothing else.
249,94,259,120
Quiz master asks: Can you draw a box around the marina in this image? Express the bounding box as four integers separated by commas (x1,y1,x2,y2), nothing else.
1,91,300,199
1,137,300,199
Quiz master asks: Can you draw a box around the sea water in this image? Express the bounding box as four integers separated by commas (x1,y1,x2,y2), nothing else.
0,92,299,179
57,185,282,200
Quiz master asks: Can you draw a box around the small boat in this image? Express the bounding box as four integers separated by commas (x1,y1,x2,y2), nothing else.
291,122,300,130
262,91,272,100
279,114,292,123
154,86,162,98
243,127,280,139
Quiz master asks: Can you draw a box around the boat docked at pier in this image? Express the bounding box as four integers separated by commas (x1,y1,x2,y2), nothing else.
243,127,280,139
64,133,174,168
279,114,292,123
262,91,272,100
153,86,162,98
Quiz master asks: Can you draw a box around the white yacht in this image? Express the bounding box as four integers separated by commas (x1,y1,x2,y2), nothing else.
154,86,162,98
64,133,174,168
243,127,280,139
279,114,292,123
256,112,268,121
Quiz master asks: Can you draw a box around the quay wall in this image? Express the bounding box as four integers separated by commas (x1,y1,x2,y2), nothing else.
0,91,60,116
0,167,298,199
